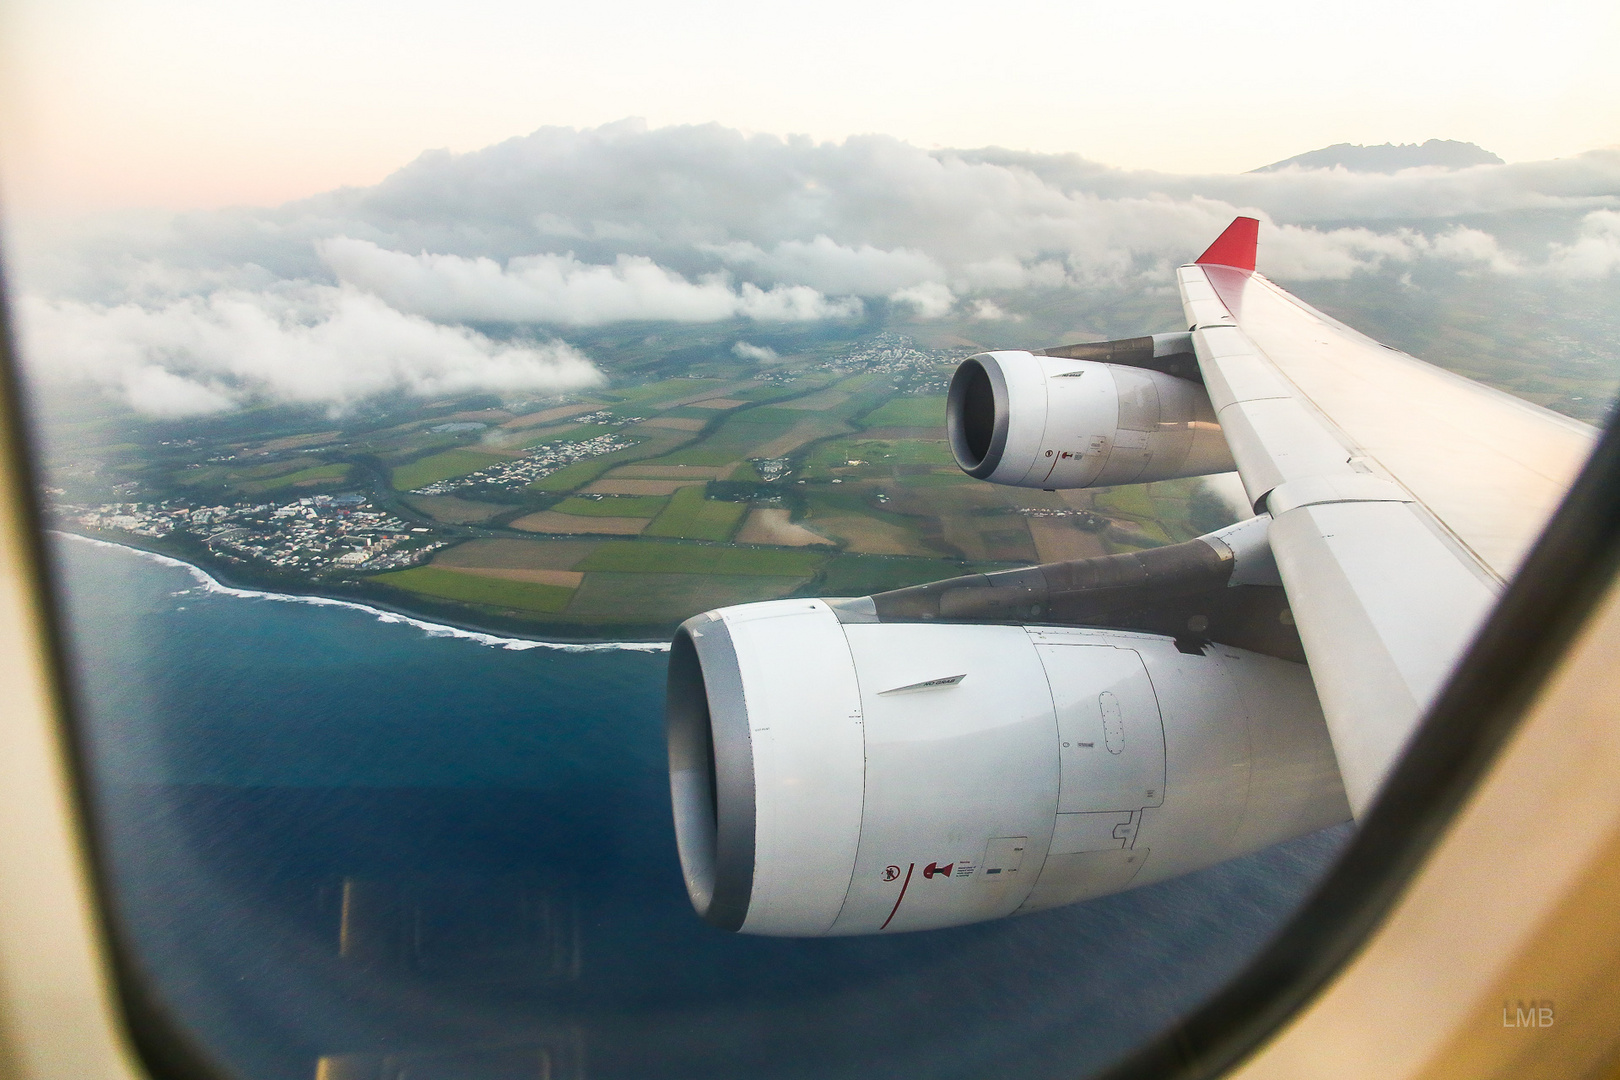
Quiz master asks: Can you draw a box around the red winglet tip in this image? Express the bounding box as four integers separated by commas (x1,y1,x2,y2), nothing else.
1196,216,1259,272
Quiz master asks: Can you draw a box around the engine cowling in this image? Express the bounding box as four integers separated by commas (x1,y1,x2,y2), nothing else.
667,598,1348,936
946,351,1235,489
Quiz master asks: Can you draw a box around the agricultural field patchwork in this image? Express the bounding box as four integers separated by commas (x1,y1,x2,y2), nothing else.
391,448,509,491
65,328,1249,635
373,566,575,614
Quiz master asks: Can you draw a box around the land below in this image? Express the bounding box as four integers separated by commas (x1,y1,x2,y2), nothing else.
40,323,1239,641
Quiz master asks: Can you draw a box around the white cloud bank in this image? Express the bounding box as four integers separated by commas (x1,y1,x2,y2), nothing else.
10,122,1619,417
317,238,862,325
18,286,603,417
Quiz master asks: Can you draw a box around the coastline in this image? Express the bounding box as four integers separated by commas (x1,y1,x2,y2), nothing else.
51,531,671,654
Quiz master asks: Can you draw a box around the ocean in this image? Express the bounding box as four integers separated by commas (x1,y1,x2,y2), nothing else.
49,533,1349,1080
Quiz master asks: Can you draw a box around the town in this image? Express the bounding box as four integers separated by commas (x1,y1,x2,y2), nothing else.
67,497,447,577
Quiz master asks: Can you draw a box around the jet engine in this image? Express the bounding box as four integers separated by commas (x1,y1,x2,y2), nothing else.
667,561,1348,936
947,349,1234,489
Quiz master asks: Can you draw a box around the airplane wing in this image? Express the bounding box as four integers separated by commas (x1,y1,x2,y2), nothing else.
1180,218,1595,813
663,216,1599,937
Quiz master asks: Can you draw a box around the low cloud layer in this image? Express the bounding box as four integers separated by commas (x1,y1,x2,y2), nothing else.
18,286,602,417
9,120,1619,416
318,237,862,325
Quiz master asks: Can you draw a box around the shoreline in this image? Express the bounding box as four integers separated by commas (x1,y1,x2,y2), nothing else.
52,531,671,654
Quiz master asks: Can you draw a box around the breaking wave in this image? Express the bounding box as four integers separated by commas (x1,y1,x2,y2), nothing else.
53,532,670,653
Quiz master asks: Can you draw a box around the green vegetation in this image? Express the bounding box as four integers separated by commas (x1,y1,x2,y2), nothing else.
860,395,947,427
576,541,825,576
1092,478,1216,547
527,457,621,493
374,435,462,464
391,448,507,491
552,495,669,518
372,566,574,613
237,459,314,479
63,328,1294,637
648,407,807,466
644,485,747,541
804,437,954,476
564,573,810,623
614,377,731,403
541,424,624,443
895,472,977,487
239,462,352,494
175,456,352,495
817,554,995,595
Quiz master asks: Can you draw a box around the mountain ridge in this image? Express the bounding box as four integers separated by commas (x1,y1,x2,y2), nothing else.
1254,139,1504,174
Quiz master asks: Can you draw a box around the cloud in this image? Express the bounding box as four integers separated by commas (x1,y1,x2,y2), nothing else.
317,237,860,325
1546,210,1620,278
16,286,603,416
731,341,778,362
1259,223,1527,280
708,235,944,295
889,282,955,318
9,121,1620,419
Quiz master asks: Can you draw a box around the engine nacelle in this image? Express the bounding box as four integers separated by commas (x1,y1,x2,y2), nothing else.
947,351,1235,488
667,599,1348,936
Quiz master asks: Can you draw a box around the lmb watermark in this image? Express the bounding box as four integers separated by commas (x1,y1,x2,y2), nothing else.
1502,999,1555,1028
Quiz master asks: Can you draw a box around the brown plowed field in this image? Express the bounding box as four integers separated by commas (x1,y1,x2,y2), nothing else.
509,511,650,535
736,508,835,547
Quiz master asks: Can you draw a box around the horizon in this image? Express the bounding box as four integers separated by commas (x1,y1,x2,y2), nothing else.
1,0,1615,214
8,122,1608,224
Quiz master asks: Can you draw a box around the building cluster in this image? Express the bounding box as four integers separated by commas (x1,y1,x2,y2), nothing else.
1014,506,1109,530
67,496,447,576
751,457,792,482
410,433,638,496
823,333,956,389
570,409,644,425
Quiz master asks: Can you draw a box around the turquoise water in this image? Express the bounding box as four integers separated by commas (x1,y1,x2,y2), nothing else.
51,534,1348,1080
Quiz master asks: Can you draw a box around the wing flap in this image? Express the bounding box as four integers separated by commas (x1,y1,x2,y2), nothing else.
1268,501,1497,812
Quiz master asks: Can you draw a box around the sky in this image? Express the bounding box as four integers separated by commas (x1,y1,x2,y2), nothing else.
1,0,1617,213
1,0,1616,417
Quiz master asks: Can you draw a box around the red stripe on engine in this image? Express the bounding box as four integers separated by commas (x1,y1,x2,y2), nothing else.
880,863,915,930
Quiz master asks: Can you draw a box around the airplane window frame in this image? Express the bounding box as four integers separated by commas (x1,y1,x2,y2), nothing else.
1093,415,1620,1078
3,245,1619,1080
0,266,227,1080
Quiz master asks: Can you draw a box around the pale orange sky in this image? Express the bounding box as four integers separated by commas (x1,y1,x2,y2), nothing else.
2,0,1617,213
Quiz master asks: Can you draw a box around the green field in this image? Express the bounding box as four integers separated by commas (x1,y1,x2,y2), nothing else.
806,437,955,474
239,463,352,495
527,457,622,493
391,448,507,491
576,541,826,576
614,377,731,403
816,554,1016,596
1091,479,1217,546
372,566,574,613
860,395,947,427
564,572,811,623
552,494,669,518
179,456,345,494
644,485,748,541
647,408,807,466
894,472,977,487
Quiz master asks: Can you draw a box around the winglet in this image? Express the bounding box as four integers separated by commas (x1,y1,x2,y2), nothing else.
1196,216,1259,272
